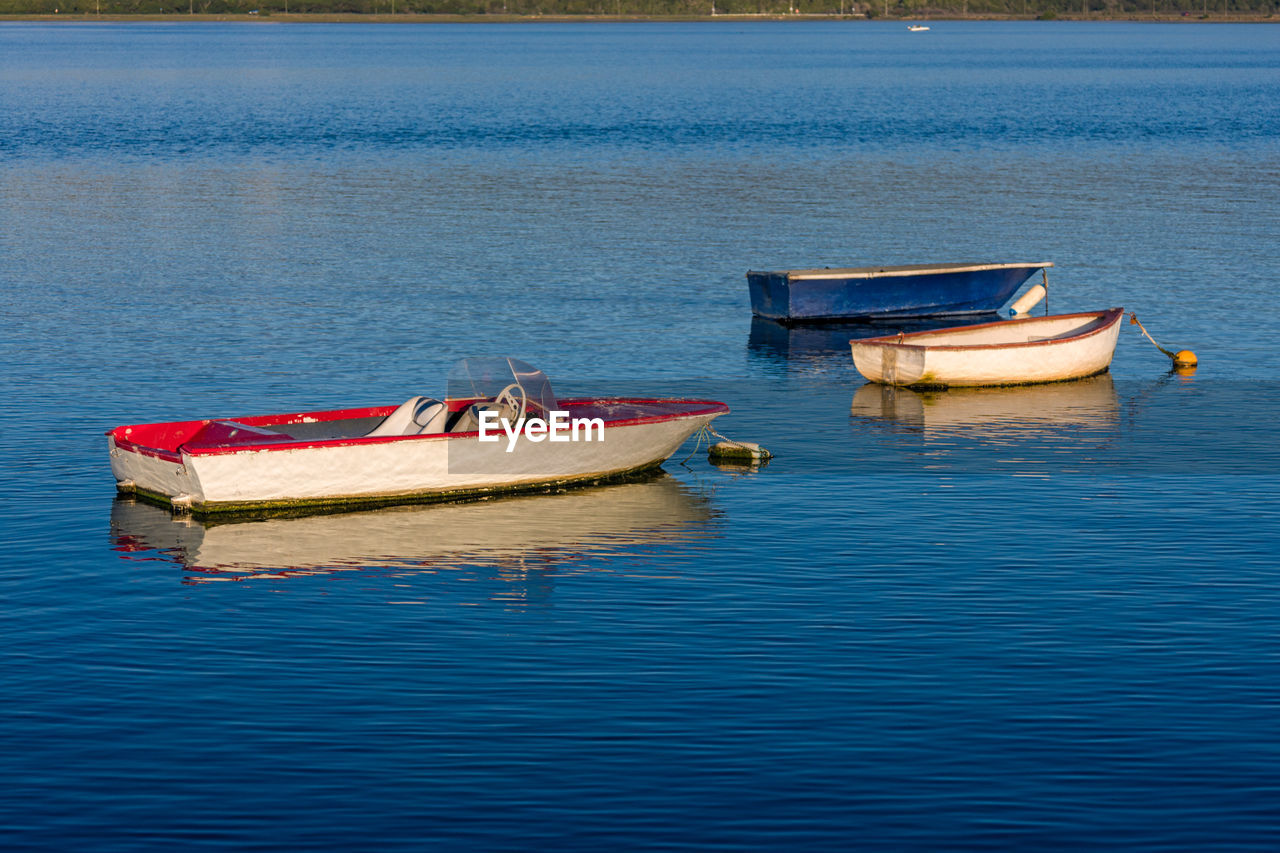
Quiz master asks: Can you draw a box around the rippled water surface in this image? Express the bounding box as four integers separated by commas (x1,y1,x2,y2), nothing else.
2,20,1279,850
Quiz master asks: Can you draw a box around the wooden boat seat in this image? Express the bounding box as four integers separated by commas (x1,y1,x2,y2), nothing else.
365,396,449,437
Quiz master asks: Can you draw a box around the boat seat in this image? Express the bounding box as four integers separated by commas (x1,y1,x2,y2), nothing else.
447,401,504,434
365,396,449,437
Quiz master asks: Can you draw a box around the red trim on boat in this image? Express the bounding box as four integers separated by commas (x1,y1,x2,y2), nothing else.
109,399,730,459
114,441,183,464
233,405,397,426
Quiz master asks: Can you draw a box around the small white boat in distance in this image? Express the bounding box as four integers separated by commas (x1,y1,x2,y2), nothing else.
107,358,728,516
907,24,930,31
850,308,1124,388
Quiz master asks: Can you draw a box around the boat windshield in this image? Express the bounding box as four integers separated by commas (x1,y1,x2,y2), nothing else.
446,357,559,417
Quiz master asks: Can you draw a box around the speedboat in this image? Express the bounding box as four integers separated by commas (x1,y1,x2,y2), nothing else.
849,308,1124,388
106,358,728,516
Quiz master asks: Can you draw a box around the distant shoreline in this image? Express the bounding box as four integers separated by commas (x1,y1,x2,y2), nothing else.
3,13,1276,23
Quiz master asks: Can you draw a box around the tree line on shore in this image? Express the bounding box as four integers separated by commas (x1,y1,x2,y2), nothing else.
3,0,1274,17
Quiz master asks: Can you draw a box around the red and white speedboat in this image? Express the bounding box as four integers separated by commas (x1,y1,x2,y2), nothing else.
107,358,728,516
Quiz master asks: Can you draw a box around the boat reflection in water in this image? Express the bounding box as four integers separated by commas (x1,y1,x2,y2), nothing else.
749,315,999,374
850,373,1120,446
110,473,719,595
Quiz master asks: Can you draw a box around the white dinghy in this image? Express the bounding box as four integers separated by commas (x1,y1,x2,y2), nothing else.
849,308,1124,388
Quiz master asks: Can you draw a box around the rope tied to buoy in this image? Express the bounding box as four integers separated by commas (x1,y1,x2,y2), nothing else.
683,425,772,465
1128,312,1198,368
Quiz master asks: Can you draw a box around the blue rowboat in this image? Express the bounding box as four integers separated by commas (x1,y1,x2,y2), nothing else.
746,261,1053,323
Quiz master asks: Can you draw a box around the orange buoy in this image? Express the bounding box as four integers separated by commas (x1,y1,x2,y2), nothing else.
1129,313,1200,370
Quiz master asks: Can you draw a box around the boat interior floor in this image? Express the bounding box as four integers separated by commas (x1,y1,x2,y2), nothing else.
257,416,386,441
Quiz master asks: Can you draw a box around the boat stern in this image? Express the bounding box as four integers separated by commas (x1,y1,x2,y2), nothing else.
106,424,206,508
747,271,793,321
850,341,930,386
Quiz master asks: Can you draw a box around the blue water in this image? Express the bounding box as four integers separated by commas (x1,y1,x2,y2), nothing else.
2,20,1280,850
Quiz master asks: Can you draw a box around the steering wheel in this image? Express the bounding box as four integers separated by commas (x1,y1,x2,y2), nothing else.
491,382,528,427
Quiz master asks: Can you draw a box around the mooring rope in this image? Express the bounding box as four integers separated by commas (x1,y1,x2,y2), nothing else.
1128,311,1198,369
681,425,771,465
680,425,713,464
1128,312,1177,359
707,426,755,449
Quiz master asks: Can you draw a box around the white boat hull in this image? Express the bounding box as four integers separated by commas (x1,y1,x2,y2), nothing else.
850,308,1124,388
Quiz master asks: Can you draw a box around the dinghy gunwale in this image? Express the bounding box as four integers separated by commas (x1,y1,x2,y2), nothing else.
849,307,1124,353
